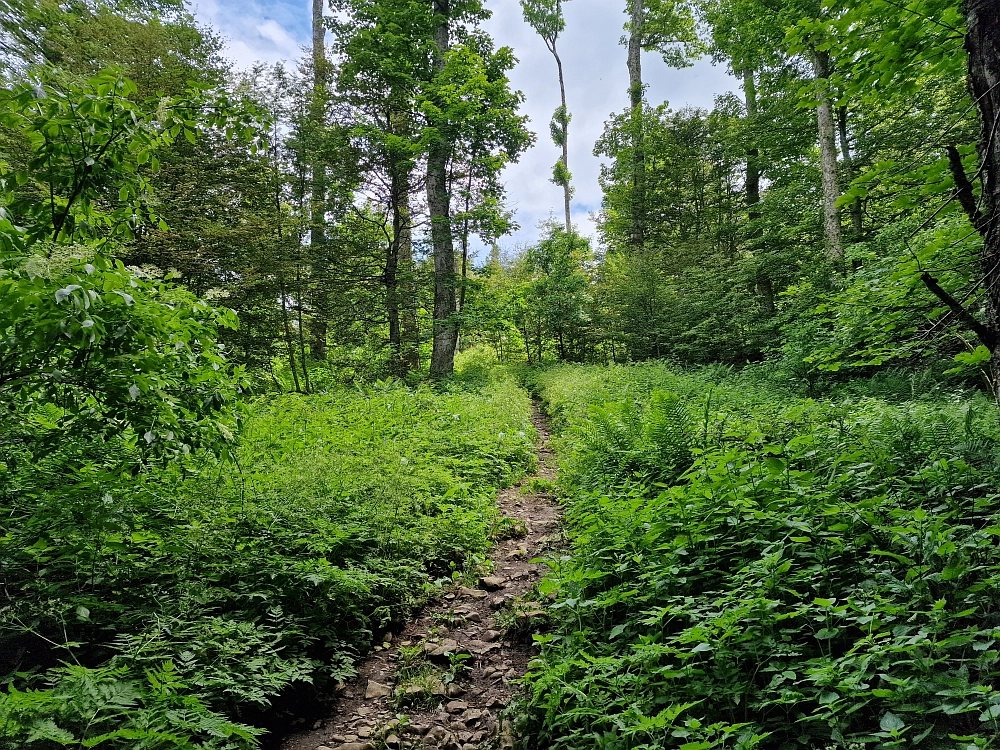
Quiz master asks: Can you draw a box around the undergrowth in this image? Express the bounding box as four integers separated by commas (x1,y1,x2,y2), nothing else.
0,371,535,748
521,363,1000,750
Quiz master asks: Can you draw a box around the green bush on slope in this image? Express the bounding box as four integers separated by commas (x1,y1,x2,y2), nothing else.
523,363,1000,750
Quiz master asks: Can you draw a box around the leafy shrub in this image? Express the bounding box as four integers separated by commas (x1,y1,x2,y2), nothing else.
0,663,261,749
523,364,1000,750
2,371,536,745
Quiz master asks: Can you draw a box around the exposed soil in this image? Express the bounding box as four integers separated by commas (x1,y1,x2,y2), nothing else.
278,405,562,750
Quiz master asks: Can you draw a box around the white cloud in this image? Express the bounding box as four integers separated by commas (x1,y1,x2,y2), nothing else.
191,0,307,68
188,0,737,253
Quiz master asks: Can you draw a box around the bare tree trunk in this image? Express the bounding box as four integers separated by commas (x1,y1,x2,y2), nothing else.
387,168,404,377
838,106,864,238
309,0,329,360
628,0,645,250
742,68,774,314
963,0,1000,392
811,49,843,263
428,0,459,378
545,39,573,234
398,191,420,372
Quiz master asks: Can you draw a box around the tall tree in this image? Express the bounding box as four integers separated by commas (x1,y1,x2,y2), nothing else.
426,0,460,377
962,0,1000,387
811,47,843,262
520,0,573,233
627,0,645,249
309,0,330,359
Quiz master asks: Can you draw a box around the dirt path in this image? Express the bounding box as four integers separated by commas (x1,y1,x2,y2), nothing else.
279,406,561,750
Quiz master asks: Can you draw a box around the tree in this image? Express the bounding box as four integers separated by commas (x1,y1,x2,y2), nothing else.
520,0,573,233
0,70,252,465
622,0,700,253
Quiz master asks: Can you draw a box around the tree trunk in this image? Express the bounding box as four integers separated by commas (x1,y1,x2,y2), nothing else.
554,47,572,234
838,106,864,238
628,0,645,251
743,69,774,314
811,49,843,263
963,0,1000,392
387,168,404,377
428,0,459,378
309,0,329,360
398,190,420,372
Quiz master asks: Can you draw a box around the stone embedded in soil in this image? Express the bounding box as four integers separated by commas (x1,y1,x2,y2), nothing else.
458,587,488,600
365,681,392,699
447,683,466,697
426,639,466,663
479,576,506,591
483,630,502,642
461,709,485,725
446,700,469,714
336,744,373,750
465,611,482,623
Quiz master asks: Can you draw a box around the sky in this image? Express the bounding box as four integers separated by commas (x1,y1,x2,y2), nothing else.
188,0,737,253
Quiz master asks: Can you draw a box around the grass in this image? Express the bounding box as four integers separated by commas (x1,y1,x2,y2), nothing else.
0,370,536,748
520,363,1000,750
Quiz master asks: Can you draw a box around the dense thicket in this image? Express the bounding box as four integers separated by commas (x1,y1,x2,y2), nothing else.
524,363,1000,750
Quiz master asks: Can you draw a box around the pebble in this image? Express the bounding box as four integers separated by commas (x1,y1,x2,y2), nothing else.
483,630,502,642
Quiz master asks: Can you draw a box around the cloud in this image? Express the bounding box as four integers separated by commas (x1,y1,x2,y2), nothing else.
187,0,737,253
190,0,307,68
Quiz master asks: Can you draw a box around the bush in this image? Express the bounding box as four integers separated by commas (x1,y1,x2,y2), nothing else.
522,363,1000,750
1,370,536,746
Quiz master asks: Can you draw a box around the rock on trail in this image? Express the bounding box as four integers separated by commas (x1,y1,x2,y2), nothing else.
278,406,562,750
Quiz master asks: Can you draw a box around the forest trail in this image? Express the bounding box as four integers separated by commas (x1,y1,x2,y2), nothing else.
279,405,562,750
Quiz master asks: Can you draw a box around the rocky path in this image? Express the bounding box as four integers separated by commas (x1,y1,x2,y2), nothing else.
280,406,561,750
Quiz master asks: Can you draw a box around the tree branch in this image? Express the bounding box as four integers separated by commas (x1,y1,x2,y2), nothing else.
920,271,997,350
946,144,986,233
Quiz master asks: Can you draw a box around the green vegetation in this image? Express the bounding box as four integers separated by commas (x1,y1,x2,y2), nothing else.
523,363,1000,749
1,372,535,747
4,0,1000,748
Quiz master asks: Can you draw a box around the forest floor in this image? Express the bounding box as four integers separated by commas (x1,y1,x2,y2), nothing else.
279,405,562,750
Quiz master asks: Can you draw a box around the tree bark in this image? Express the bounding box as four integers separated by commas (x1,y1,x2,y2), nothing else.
387,168,404,377
398,191,420,372
428,0,459,378
742,68,774,314
554,46,572,234
811,49,843,263
962,0,1000,392
309,0,329,360
838,106,864,237
628,0,645,250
